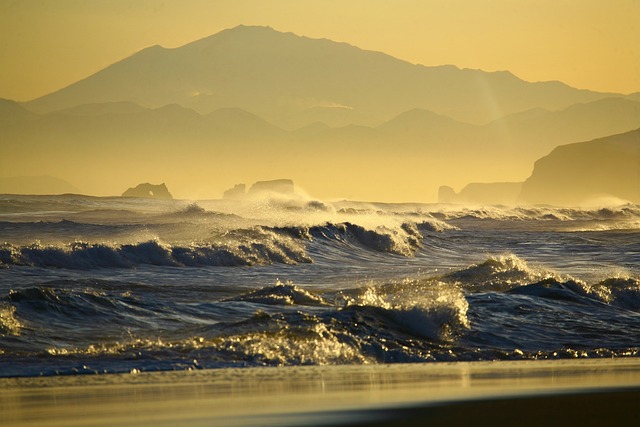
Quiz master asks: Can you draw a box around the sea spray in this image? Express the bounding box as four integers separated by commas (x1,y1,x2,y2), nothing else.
0,195,639,377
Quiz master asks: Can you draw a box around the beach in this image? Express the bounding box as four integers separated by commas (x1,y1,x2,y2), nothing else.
3,358,640,426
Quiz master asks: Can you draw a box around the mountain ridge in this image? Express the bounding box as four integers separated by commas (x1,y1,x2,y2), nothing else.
22,25,626,125
3,25,638,200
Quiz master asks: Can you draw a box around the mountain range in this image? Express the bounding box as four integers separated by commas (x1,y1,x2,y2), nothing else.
23,25,635,125
1,25,639,201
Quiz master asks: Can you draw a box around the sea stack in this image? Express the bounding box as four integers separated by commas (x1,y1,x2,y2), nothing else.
122,183,173,199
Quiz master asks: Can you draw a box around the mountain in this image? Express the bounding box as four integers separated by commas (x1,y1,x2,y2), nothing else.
276,105,381,130
519,129,640,205
286,98,640,165
54,101,148,117
3,97,638,200
485,97,640,158
24,25,623,125
3,26,639,201
0,99,37,125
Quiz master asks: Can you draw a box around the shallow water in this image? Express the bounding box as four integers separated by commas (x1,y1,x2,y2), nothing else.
1,195,639,377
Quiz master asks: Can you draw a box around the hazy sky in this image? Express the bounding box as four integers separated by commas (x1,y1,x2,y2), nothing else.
1,0,639,102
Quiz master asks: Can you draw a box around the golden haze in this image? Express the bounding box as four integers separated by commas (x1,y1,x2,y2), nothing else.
1,0,638,101
0,1,638,202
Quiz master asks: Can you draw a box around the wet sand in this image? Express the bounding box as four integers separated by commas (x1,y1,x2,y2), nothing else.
2,358,640,426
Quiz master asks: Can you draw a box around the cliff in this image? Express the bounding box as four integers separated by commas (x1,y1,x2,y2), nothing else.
519,129,640,205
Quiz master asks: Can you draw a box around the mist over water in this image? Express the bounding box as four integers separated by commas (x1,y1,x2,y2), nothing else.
0,194,638,377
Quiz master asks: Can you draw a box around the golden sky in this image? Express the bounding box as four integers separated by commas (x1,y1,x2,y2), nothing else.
1,0,639,102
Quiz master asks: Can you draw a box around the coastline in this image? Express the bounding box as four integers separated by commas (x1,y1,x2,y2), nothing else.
2,358,640,426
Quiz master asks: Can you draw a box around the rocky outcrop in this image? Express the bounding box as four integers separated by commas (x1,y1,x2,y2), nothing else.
122,183,173,199
223,184,246,200
248,179,295,197
223,179,296,199
438,182,523,205
519,129,640,205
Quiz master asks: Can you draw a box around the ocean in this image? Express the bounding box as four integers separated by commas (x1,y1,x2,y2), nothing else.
1,194,639,378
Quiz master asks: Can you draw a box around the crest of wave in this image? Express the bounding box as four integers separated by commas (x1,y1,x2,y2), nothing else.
341,222,423,257
306,218,453,257
0,304,21,336
212,320,371,366
0,226,312,268
575,276,640,311
347,279,470,341
442,254,555,292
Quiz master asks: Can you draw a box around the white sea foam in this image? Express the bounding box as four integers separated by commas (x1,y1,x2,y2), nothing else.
0,304,21,336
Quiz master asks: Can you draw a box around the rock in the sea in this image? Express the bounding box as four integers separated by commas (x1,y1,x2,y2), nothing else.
222,184,246,200
122,183,173,199
247,179,295,197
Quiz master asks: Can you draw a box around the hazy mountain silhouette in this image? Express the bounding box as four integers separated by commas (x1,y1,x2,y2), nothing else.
485,97,640,158
276,106,381,130
24,25,626,125
0,99,37,125
55,101,148,117
3,96,639,199
289,98,640,163
519,128,640,205
3,25,639,200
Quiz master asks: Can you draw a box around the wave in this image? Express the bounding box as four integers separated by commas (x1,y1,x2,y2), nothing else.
0,218,453,269
509,276,640,312
340,279,470,342
432,204,640,231
261,221,430,257
0,232,311,269
440,255,640,311
441,254,556,291
3,270,640,376
223,281,329,306
1,279,470,371
6,286,129,324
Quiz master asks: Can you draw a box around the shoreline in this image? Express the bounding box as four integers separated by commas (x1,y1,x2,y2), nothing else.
2,358,640,426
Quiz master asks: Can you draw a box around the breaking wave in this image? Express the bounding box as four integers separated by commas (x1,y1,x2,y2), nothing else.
0,220,443,269
435,204,640,231
2,263,640,376
223,281,329,306
307,222,424,256
509,276,640,312
441,254,556,292
0,229,311,269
